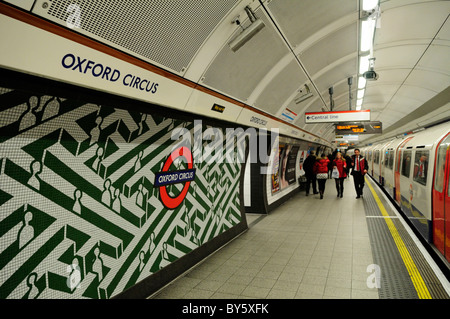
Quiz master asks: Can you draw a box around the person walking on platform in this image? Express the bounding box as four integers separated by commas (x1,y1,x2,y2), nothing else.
350,148,368,199
332,152,347,198
313,153,330,199
303,151,318,196
344,154,352,179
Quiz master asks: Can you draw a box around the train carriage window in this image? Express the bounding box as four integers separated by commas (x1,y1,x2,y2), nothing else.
413,150,429,186
384,151,389,167
401,151,412,178
374,150,380,164
388,150,394,169
434,142,448,193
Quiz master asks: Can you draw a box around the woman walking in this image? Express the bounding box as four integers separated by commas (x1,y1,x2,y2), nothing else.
332,152,347,198
314,153,330,199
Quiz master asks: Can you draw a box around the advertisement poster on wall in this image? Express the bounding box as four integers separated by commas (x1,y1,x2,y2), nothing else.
271,144,283,194
279,145,297,190
285,146,299,185
298,150,306,174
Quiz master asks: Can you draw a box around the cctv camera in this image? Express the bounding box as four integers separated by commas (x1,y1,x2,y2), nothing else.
363,70,379,80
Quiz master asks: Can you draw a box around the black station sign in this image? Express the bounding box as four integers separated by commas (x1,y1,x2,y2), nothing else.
211,103,225,113
335,121,382,134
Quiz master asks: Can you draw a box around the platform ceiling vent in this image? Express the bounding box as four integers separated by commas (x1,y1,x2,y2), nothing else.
40,0,239,74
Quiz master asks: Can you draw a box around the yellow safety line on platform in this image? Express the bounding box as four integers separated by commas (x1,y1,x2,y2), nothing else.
366,178,432,299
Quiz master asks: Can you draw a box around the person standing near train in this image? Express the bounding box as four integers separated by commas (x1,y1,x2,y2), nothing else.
314,153,330,199
303,151,318,196
350,148,368,198
332,152,347,198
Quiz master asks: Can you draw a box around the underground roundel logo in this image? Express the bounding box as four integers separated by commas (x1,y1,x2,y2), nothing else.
154,146,196,209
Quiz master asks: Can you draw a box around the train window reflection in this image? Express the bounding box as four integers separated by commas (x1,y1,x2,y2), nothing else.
384,151,389,168
374,150,380,164
434,143,447,193
413,150,429,186
388,150,394,169
401,151,412,178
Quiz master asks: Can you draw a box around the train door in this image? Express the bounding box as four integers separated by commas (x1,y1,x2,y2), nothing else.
379,142,390,186
374,149,380,183
432,134,450,262
395,137,414,203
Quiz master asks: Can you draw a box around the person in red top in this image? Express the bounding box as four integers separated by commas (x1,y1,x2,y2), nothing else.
313,153,330,199
332,152,347,198
350,148,369,199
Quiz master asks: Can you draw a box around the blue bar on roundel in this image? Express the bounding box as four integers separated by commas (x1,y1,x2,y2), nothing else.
154,169,196,187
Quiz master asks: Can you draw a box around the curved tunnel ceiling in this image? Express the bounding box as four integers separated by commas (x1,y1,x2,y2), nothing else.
10,0,450,147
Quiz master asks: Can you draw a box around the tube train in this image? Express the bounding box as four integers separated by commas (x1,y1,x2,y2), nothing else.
354,122,450,264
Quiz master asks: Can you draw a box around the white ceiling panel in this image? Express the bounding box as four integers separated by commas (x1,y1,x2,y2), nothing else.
375,1,450,45
255,60,308,115
415,44,450,75
374,45,428,70
267,0,357,47
314,58,358,96
299,23,357,76
202,8,290,102
405,69,450,93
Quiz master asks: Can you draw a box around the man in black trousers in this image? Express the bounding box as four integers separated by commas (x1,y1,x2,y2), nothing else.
350,149,368,198
303,151,318,196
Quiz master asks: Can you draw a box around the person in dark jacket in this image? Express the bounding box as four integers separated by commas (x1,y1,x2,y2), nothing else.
303,151,318,196
328,150,337,178
313,154,330,199
327,153,333,179
350,148,369,198
344,154,352,179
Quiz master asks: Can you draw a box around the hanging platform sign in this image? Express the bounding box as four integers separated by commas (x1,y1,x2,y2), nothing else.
335,121,382,134
335,135,359,141
305,110,370,123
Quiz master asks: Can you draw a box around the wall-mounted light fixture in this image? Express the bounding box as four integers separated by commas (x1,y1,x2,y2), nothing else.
228,6,265,52
295,84,313,104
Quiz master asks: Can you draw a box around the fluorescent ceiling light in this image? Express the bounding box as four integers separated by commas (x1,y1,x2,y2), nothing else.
357,89,365,99
358,77,366,89
356,105,362,111
363,0,379,11
360,19,376,52
359,55,370,74
356,99,363,106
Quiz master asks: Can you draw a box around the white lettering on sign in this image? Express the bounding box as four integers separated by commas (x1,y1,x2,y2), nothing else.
305,111,370,123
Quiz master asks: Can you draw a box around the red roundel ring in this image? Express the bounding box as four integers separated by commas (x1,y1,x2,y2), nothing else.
159,146,193,209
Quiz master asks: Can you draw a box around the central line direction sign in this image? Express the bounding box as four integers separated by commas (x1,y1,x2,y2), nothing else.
305,110,370,123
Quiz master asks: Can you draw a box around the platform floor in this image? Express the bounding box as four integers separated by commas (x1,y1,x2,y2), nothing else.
150,177,450,299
